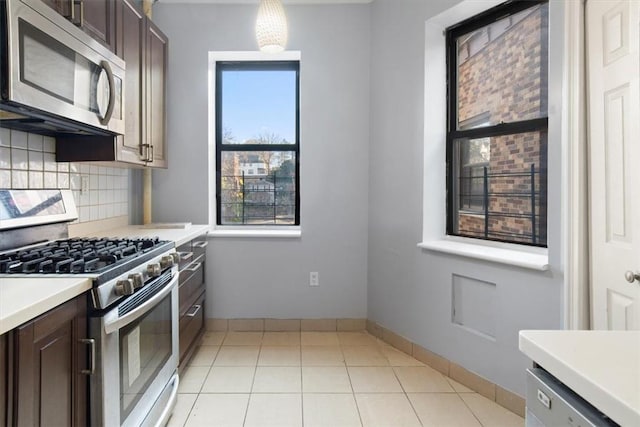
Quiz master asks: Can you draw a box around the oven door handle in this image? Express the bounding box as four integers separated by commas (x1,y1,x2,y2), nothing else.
153,374,179,427
103,273,178,335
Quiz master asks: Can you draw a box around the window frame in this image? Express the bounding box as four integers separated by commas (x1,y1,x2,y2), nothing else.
445,0,549,248
214,59,301,227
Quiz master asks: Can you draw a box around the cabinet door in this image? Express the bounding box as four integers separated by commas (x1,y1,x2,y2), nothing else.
79,0,115,52
41,0,114,51
13,296,88,427
115,0,146,165
145,20,168,168
40,0,72,20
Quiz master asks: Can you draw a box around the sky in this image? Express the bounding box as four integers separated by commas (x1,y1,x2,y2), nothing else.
221,69,296,144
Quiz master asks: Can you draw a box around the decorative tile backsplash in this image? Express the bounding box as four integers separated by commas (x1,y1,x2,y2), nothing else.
0,128,129,224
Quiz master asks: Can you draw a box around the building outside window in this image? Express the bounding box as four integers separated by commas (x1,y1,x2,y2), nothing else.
215,60,300,226
446,0,549,246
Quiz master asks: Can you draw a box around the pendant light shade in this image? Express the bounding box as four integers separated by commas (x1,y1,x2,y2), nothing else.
256,0,288,53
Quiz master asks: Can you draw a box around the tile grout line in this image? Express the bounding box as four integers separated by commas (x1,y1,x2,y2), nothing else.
342,342,365,427
390,363,425,427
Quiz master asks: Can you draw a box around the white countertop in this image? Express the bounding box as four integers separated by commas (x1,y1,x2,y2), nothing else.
0,277,92,334
79,224,210,247
519,330,640,426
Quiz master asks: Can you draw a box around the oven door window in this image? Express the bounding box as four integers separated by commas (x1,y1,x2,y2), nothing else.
119,292,173,420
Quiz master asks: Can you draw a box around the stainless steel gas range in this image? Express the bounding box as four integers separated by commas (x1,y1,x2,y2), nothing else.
0,189,179,426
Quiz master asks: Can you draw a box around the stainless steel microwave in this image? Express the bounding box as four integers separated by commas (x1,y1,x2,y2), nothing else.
0,0,125,136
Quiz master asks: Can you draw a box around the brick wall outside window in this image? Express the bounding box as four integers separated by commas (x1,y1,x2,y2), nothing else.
456,5,548,245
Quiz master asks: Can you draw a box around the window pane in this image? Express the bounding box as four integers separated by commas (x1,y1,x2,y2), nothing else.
456,3,548,129
453,131,547,246
221,69,297,145
220,151,296,225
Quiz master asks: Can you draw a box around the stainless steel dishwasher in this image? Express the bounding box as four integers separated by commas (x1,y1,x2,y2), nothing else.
526,368,619,427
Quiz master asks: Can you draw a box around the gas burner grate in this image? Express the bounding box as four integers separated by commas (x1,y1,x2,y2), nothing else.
0,237,169,274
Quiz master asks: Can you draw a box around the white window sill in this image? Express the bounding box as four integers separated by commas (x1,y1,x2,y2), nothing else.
417,238,549,271
209,228,302,238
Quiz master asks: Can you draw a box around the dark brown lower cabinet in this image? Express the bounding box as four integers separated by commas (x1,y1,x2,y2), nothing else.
177,235,208,370
12,295,89,427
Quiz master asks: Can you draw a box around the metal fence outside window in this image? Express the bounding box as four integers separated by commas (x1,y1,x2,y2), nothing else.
220,172,296,225
458,164,546,245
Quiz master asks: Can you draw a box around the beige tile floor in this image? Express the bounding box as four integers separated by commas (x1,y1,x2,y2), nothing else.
167,331,524,427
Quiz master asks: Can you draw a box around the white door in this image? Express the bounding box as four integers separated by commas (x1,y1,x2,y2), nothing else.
587,0,640,330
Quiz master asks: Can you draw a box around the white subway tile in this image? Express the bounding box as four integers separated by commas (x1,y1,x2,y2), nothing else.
90,174,98,189
99,174,107,189
0,170,10,188
11,131,28,149
105,204,114,218
44,172,57,188
90,205,99,221
43,137,55,153
80,164,90,174
89,190,98,205
28,171,43,188
90,165,98,175
0,128,10,147
0,147,10,169
43,153,57,171
70,174,81,190
27,133,43,151
28,150,43,171
11,148,28,170
11,170,28,188
58,162,69,173
70,163,79,173
57,172,70,189
79,189,90,206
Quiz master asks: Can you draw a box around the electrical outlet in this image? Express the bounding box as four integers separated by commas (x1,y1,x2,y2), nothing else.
309,271,319,287
80,175,89,194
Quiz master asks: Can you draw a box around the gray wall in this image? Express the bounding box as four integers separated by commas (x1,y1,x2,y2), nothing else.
152,3,371,319
367,0,564,396
153,0,566,397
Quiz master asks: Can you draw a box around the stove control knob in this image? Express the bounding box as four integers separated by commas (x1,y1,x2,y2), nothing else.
128,273,144,289
170,252,180,265
147,263,161,277
114,279,135,296
160,255,175,269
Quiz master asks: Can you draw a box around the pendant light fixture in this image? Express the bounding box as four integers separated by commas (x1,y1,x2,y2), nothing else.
255,0,288,53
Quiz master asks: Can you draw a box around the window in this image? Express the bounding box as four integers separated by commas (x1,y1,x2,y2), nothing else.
446,0,548,247
215,60,300,226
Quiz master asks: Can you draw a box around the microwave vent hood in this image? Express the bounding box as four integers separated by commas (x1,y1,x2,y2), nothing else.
1,0,125,137
0,104,116,137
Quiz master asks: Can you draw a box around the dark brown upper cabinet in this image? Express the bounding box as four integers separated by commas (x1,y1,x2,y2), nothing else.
41,0,116,52
56,0,168,168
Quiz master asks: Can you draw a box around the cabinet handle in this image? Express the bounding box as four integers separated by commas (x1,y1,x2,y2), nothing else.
179,252,194,262
79,338,95,375
143,144,154,163
140,144,151,162
193,241,208,249
186,305,201,317
185,262,202,273
74,0,84,27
